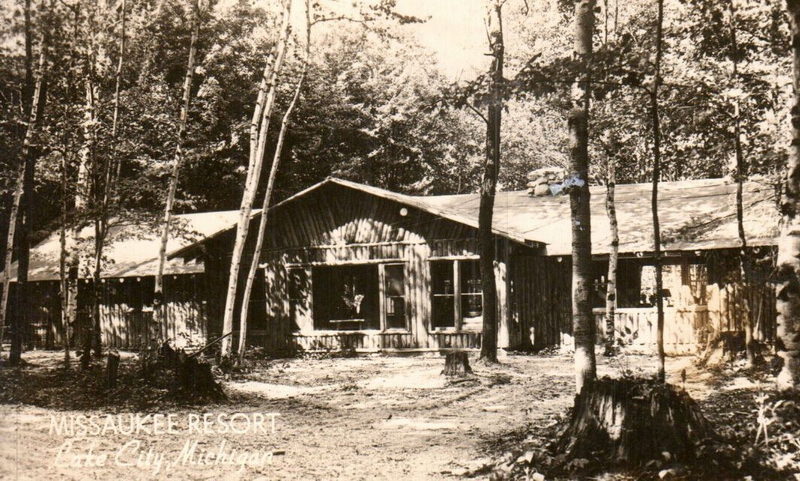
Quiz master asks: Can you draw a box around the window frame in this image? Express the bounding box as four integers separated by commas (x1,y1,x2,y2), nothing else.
378,262,409,332
298,260,409,333
429,257,483,332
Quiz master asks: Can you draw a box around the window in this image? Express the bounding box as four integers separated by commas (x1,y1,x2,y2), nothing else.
431,259,482,330
382,264,406,330
312,265,379,330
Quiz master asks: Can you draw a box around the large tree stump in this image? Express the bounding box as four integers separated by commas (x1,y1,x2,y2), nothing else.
555,378,713,465
176,351,226,401
442,351,473,377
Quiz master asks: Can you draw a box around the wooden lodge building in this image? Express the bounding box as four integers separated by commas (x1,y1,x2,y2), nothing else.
6,177,780,355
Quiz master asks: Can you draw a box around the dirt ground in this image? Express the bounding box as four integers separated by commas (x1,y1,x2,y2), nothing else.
0,350,764,480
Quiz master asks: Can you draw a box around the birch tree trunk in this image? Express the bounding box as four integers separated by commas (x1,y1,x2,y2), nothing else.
237,1,311,362
478,0,503,364
89,0,127,357
79,28,98,370
1,164,25,354
605,155,619,356
154,0,199,342
8,18,48,366
62,2,81,367
220,0,292,357
776,0,800,390
60,149,70,365
570,0,596,393
651,0,666,383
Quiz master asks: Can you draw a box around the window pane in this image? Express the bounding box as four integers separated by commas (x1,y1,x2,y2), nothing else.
461,294,482,318
385,265,405,297
431,260,455,328
431,261,454,294
386,297,406,329
432,295,455,328
461,260,481,293
384,264,406,329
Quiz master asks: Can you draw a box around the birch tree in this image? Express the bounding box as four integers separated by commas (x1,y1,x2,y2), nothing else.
776,0,800,390
651,0,666,383
570,0,597,393
478,0,504,364
0,0,39,355
237,0,311,362
220,0,292,357
7,5,49,365
77,0,100,369
604,150,619,356
154,0,200,338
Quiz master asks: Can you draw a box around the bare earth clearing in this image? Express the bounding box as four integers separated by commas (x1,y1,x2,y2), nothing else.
0,351,762,480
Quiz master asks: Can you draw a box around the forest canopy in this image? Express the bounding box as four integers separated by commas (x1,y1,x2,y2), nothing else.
0,0,791,253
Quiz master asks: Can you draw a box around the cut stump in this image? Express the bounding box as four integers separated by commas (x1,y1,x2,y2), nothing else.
555,377,714,465
106,351,120,389
442,351,473,377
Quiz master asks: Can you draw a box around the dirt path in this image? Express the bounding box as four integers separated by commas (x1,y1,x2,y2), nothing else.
0,351,704,480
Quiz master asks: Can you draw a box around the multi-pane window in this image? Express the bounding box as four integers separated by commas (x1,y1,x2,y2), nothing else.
308,263,407,331
431,259,482,330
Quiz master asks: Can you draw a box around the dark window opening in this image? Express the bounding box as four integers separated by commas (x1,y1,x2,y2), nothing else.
312,265,379,330
383,264,406,329
432,261,456,328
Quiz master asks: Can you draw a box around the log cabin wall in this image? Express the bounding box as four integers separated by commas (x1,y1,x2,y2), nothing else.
259,183,517,354
201,223,265,351
15,274,208,350
508,252,572,351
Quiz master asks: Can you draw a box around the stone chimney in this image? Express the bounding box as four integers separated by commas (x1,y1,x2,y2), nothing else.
526,167,567,196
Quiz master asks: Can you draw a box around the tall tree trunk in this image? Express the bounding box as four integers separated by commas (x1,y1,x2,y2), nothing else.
651,0,666,383
1,166,25,353
79,31,97,370
478,0,504,364
237,0,311,362
154,0,199,343
63,2,81,367
60,151,70,366
23,0,33,110
90,0,127,357
776,0,800,390
569,0,597,393
220,0,292,357
0,0,39,354
9,18,48,366
605,155,619,356
727,0,755,367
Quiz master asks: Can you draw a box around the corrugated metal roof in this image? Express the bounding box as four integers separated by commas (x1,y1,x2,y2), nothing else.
8,210,251,282
324,177,779,256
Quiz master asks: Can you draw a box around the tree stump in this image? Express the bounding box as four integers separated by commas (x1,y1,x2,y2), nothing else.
555,377,713,465
106,351,120,389
442,351,473,377
176,351,226,400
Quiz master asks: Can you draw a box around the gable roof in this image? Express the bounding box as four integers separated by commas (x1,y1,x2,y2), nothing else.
9,177,781,284
277,177,779,256
8,210,252,282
